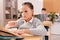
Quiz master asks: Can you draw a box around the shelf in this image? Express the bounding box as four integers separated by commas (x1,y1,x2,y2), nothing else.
4,0,18,25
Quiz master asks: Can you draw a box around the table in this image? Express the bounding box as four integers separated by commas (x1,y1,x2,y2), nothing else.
0,26,42,40
23,36,42,40
51,22,60,40
51,22,60,34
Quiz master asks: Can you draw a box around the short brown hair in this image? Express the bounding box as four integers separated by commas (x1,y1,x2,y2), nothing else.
41,8,46,11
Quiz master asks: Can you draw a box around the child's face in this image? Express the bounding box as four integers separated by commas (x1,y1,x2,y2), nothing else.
20,5,34,20
41,10,47,14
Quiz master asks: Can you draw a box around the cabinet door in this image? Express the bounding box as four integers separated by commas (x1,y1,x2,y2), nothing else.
4,0,18,25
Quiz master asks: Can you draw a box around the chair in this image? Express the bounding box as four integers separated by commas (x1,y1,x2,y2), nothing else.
42,21,52,27
42,21,52,40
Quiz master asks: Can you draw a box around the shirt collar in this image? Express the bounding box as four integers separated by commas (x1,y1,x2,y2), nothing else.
29,17,33,23
23,17,33,23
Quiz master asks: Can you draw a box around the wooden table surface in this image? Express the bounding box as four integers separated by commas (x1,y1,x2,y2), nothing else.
0,26,42,40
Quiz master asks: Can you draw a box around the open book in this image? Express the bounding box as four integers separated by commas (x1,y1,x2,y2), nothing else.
0,26,32,37
0,26,20,37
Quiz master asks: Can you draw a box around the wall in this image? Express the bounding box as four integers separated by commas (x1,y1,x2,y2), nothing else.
18,0,43,15
44,0,60,13
0,0,4,26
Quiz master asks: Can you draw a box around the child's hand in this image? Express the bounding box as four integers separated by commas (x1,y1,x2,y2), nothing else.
8,21,16,26
5,21,16,29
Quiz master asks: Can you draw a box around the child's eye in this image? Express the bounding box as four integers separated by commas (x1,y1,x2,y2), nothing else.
25,11,27,12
